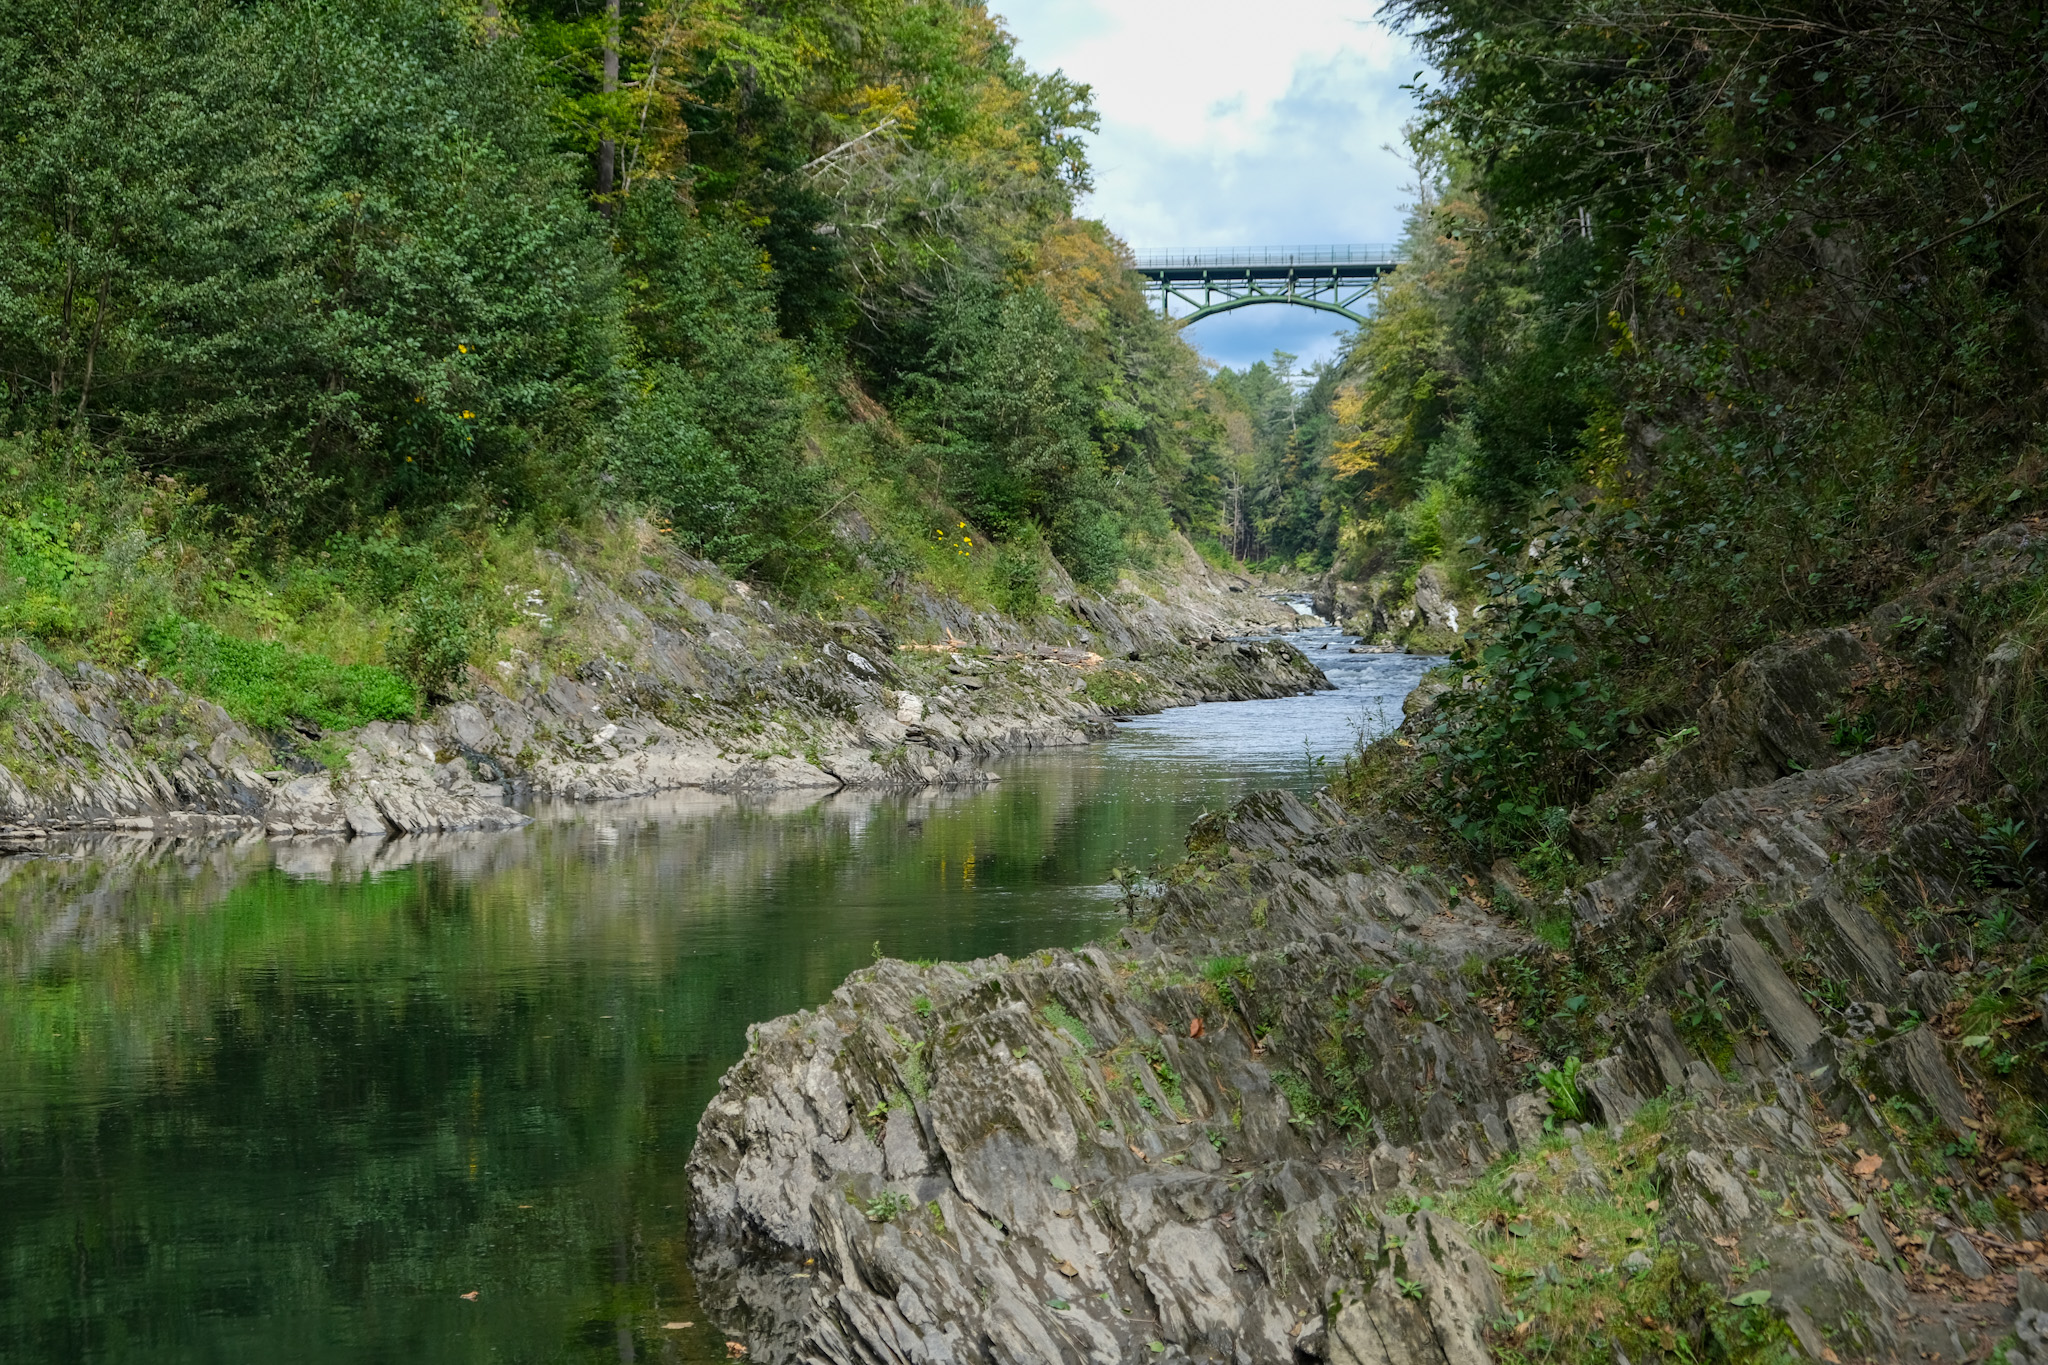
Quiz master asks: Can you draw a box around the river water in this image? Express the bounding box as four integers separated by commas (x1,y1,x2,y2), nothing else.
0,624,1435,1364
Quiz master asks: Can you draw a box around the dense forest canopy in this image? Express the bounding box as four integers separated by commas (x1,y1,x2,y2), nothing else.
1313,0,2048,849
0,0,1285,663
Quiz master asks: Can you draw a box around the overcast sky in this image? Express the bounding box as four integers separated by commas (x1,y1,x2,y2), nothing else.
996,0,1422,374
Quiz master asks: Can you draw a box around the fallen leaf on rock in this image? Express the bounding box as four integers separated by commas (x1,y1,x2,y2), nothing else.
662,1322,693,1331
1188,1018,1204,1038
460,1291,479,1301
1128,1143,1148,1161
1058,1260,1079,1277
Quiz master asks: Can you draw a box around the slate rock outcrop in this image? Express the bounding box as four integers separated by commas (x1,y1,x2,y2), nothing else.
0,532,1328,838
690,522,2048,1362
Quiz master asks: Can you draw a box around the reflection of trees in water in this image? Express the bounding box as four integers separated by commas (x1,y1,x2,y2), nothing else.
0,751,1137,1091
0,742,1236,1157
0,748,1251,1363
3,954,691,1364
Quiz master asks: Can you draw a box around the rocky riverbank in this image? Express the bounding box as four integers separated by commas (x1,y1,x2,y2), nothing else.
686,519,2048,1363
0,531,1328,844
1315,562,1478,656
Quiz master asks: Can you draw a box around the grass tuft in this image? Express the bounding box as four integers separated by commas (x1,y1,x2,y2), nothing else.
1407,1098,1801,1365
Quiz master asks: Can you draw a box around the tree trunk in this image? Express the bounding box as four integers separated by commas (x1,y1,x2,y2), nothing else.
75,275,111,426
597,0,619,207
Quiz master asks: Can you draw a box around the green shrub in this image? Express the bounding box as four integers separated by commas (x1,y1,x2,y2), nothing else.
991,544,1045,618
1273,1070,1322,1129
393,581,488,702
1419,507,1640,848
0,0,621,531
862,1189,914,1223
1040,1002,1095,1052
901,281,1124,585
139,617,416,731
609,197,829,578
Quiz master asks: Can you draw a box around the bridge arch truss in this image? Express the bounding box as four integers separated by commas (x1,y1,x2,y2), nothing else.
1131,245,1405,326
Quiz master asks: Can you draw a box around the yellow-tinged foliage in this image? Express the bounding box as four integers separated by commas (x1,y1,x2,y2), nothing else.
1032,219,1134,333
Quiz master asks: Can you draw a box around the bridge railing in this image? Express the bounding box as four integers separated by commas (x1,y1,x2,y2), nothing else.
1131,245,1406,270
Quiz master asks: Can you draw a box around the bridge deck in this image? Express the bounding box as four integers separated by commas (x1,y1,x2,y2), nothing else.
1131,246,1404,324
1132,245,1404,282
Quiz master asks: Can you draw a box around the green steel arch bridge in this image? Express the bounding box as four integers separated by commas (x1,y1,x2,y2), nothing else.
1132,245,1405,325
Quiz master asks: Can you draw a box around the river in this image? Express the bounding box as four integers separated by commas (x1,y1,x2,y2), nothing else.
0,624,1435,1364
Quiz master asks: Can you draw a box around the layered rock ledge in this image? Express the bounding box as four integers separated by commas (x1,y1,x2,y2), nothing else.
687,520,2048,1363
0,532,1327,841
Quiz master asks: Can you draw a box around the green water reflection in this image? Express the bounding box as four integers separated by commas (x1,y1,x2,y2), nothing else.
0,679,1395,1364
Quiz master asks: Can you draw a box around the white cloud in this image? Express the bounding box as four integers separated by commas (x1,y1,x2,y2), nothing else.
996,0,1423,368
